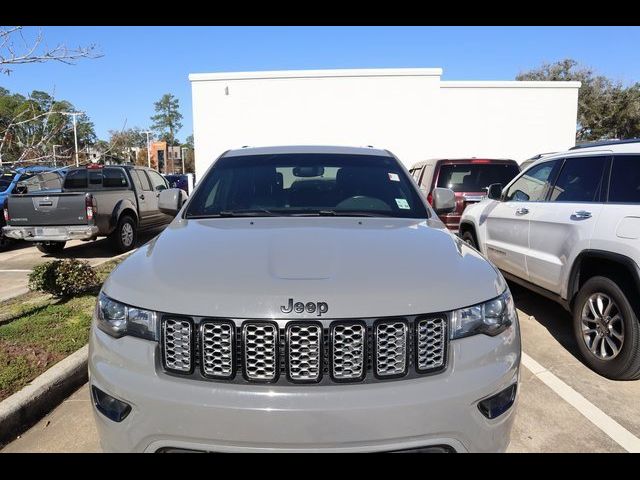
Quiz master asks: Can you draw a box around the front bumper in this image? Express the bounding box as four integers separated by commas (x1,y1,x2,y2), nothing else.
88,321,521,453
2,225,98,242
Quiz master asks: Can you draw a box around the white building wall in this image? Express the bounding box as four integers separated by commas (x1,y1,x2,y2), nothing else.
189,69,580,178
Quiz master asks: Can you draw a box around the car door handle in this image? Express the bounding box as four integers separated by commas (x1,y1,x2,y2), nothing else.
515,207,529,216
139,194,145,200
571,210,592,220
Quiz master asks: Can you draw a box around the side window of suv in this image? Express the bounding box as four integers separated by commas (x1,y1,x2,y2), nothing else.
505,160,558,202
609,155,640,203
549,156,608,203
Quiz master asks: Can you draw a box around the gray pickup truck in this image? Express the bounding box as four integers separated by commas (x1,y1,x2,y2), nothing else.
3,165,181,254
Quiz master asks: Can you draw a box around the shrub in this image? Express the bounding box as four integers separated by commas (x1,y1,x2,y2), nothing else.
28,259,99,298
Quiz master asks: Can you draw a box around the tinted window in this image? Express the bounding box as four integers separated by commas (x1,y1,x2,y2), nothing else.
0,173,16,191
609,156,640,203
436,163,520,192
550,156,607,203
63,169,88,189
134,170,152,191
186,153,428,219
505,160,558,202
89,170,102,185
103,168,129,188
147,170,168,191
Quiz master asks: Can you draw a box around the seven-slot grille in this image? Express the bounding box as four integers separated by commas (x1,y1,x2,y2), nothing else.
161,316,448,384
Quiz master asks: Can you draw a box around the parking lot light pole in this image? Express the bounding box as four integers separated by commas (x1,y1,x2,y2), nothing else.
181,147,187,174
143,131,152,168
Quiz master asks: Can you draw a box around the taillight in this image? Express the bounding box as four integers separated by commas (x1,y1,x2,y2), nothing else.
427,193,433,205
85,193,96,221
3,198,9,222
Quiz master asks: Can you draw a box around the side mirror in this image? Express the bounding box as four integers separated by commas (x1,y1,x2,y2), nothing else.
431,187,456,215
487,183,503,200
158,188,188,216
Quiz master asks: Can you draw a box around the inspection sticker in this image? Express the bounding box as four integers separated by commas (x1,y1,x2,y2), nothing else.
388,172,400,182
395,198,410,209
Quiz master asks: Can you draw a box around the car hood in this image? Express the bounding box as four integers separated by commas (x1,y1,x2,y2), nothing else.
103,217,506,318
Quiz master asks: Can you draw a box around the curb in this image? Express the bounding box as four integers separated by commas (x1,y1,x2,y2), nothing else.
0,344,89,446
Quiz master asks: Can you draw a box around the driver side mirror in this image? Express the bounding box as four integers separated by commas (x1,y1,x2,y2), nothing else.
431,187,456,215
158,188,188,216
487,183,503,200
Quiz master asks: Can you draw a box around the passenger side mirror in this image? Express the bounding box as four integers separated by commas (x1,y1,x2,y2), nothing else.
487,183,503,200
431,187,456,215
158,188,188,216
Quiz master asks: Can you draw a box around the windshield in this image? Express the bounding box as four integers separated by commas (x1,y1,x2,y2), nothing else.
436,163,520,192
185,153,428,219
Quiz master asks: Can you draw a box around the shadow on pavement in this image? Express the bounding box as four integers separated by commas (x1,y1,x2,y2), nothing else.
508,280,585,363
41,230,163,260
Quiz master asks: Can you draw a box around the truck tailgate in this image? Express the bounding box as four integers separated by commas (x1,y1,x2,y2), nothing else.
7,192,88,226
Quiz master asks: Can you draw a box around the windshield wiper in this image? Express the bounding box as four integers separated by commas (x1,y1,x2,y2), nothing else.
186,208,278,219
291,210,393,217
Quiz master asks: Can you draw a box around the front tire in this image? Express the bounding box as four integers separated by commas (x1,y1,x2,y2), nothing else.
0,232,12,252
36,241,66,255
110,215,137,253
573,276,640,380
461,230,478,249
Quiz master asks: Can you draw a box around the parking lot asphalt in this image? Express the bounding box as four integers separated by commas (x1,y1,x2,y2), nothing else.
3,282,639,453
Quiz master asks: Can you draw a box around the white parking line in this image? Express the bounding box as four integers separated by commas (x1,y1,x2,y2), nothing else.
521,352,640,453
0,269,32,273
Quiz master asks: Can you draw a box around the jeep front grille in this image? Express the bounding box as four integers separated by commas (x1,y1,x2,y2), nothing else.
201,321,235,379
160,315,448,385
416,317,447,372
242,322,279,382
374,320,408,377
162,318,193,373
331,323,366,381
286,323,322,382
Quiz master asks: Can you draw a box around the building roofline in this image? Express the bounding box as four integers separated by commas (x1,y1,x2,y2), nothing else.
189,68,443,82
440,80,582,89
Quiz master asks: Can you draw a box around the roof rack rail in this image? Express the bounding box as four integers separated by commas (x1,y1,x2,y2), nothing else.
569,138,640,150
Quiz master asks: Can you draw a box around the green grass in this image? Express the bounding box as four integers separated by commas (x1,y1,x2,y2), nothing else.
0,256,127,401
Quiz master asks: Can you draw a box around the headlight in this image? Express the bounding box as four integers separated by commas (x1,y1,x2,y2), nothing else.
96,292,158,341
450,289,516,340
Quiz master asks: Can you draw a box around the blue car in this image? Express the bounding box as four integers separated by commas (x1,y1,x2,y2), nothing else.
1,166,67,250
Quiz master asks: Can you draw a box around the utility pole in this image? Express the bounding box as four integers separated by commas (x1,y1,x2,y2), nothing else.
52,144,62,167
70,112,81,166
142,131,152,168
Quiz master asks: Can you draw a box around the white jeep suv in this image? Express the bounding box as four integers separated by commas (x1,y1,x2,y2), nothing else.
89,146,521,452
461,139,640,380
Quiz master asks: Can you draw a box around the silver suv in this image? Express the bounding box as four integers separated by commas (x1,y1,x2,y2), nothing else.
461,139,640,380
89,146,521,452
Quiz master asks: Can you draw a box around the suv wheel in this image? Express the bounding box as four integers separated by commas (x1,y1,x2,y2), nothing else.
110,215,137,253
36,241,66,255
573,276,640,380
0,232,12,252
461,231,478,249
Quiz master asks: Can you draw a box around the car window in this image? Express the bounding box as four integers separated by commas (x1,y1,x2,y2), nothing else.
505,160,558,202
63,169,88,189
549,156,607,203
608,155,640,203
89,170,102,186
147,170,168,191
134,170,152,191
436,163,520,193
186,153,428,219
103,168,129,189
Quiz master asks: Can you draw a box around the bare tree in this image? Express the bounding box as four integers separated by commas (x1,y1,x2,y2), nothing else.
0,26,102,75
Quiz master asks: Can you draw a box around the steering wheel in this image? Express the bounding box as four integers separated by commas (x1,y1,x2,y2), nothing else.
335,195,391,211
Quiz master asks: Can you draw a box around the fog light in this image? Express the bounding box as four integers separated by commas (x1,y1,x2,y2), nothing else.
478,384,517,419
92,386,132,422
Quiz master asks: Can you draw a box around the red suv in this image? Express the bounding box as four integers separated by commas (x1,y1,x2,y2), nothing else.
409,158,520,233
